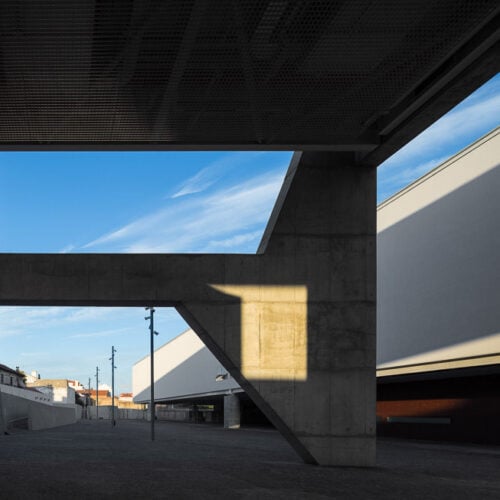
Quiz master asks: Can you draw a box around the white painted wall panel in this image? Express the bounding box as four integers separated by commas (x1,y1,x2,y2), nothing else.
377,129,500,375
133,329,240,403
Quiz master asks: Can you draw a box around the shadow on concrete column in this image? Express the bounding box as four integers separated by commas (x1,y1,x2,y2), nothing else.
224,393,241,429
178,151,376,466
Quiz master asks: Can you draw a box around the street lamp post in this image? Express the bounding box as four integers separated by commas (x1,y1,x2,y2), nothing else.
95,366,100,420
145,307,159,441
87,377,91,419
110,346,117,427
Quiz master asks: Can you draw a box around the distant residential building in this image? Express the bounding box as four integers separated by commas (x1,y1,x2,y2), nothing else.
26,379,76,404
68,379,86,392
30,385,54,401
77,389,144,410
0,363,26,388
118,393,144,410
25,370,42,384
119,392,133,403
79,388,109,407
80,389,111,399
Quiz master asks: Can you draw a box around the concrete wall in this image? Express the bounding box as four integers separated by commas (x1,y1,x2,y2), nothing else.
133,329,241,403
377,128,500,377
0,385,78,431
118,408,147,420
86,405,146,420
156,406,191,422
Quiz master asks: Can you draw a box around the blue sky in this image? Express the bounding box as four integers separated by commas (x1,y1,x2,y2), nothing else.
1,74,499,394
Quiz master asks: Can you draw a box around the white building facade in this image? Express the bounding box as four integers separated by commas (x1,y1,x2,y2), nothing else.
133,328,241,404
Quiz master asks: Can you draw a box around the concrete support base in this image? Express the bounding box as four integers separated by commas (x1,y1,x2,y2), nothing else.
224,394,241,429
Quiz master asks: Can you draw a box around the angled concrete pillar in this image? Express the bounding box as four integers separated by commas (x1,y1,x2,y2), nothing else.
178,152,376,466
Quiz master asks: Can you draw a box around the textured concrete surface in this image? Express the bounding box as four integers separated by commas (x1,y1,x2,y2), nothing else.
224,393,241,429
0,420,499,499
176,153,376,466
0,152,376,466
0,387,78,432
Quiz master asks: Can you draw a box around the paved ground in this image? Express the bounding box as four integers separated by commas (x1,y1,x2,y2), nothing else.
1,420,500,499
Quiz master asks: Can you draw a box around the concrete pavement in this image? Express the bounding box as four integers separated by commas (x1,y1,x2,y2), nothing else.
1,420,499,499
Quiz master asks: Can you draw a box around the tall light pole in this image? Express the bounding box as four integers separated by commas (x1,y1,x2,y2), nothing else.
95,366,100,420
110,346,117,427
87,377,91,419
145,307,159,441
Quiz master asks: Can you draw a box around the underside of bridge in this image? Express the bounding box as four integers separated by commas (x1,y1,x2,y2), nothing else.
0,1,498,466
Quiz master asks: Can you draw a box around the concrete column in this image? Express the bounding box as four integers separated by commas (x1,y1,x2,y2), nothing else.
179,151,377,466
224,394,241,429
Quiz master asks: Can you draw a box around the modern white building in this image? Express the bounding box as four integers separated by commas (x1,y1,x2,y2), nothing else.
376,127,500,443
133,128,500,441
377,127,500,376
133,328,241,403
133,329,244,427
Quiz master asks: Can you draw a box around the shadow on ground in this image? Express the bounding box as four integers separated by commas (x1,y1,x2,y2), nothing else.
1,420,499,499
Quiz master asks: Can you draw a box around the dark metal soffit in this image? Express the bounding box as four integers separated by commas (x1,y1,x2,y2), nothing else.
0,1,497,164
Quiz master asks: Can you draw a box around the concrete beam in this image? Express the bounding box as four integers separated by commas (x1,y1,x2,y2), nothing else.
0,152,376,466
0,253,241,306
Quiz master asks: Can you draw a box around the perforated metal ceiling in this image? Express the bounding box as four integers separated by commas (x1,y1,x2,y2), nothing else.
0,1,498,152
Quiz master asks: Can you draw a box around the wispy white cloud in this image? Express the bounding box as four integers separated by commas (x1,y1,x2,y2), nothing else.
19,352,49,358
84,169,285,254
59,244,76,253
0,306,136,338
378,155,449,201
205,230,263,250
68,327,133,339
0,306,65,337
386,93,500,167
62,307,127,324
378,79,500,201
171,167,218,198
170,152,266,198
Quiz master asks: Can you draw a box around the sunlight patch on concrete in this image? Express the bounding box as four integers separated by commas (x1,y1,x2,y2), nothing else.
211,285,308,381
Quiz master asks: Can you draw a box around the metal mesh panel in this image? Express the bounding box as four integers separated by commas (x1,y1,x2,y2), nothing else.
0,0,496,147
